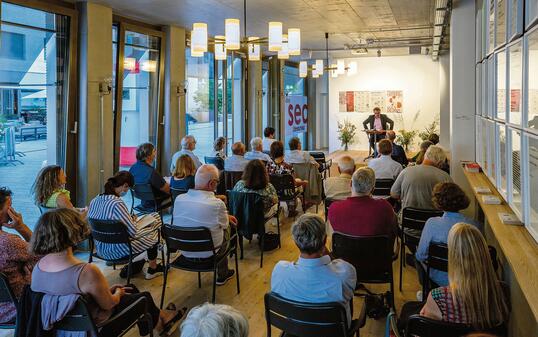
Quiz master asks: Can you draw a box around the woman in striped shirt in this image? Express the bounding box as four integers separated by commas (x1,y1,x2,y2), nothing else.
88,171,163,280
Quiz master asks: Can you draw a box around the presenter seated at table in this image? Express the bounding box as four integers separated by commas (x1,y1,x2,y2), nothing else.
362,107,394,156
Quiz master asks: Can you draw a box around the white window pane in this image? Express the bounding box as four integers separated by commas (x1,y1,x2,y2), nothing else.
527,28,538,131
509,128,523,217
508,41,522,125
496,50,507,121
528,135,538,239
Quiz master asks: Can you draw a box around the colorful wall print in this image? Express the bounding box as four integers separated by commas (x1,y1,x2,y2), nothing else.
386,90,403,113
338,90,404,113
370,91,387,113
346,91,354,112
339,92,347,112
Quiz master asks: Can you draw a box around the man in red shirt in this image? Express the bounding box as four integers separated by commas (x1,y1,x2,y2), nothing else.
328,167,398,243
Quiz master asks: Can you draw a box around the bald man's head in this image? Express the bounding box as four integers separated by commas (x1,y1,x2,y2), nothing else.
232,142,246,155
195,164,220,191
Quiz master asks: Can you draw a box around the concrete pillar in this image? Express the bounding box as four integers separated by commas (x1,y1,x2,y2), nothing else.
450,0,476,193
163,26,186,172
247,60,262,139
439,54,450,148
77,2,113,206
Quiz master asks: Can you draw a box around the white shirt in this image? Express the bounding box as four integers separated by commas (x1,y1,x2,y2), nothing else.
244,150,272,162
368,155,403,180
170,149,202,173
262,137,276,151
284,150,317,165
224,154,250,172
271,255,356,324
172,189,229,258
323,173,352,200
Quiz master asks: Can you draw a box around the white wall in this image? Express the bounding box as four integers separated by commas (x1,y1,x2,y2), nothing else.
328,55,441,153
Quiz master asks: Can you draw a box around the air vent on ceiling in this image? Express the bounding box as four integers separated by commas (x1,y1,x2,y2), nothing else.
409,46,422,54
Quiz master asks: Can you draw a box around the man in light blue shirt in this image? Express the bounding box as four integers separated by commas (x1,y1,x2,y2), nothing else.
271,214,356,324
170,135,202,173
284,137,319,167
224,142,250,172
244,137,272,162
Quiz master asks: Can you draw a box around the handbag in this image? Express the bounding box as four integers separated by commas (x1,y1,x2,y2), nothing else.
258,231,280,251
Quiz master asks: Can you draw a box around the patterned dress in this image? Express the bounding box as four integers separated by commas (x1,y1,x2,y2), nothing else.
88,194,161,260
431,286,470,324
266,159,294,176
232,180,278,214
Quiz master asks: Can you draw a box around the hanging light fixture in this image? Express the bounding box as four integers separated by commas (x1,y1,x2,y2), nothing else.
190,48,203,57
330,63,338,78
278,34,289,59
268,21,283,51
124,57,136,71
225,19,240,50
141,60,157,72
288,28,301,55
299,61,308,77
315,59,324,76
214,35,227,60
248,37,261,61
347,61,357,76
191,23,208,53
336,59,345,75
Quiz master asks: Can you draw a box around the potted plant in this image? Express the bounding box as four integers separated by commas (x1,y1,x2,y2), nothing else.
337,119,357,151
396,129,417,152
418,120,439,141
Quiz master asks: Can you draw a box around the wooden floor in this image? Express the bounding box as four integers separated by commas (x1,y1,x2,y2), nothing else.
85,200,421,337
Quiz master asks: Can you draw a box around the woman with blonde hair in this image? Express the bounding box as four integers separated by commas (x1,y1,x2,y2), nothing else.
171,154,196,191
420,223,509,330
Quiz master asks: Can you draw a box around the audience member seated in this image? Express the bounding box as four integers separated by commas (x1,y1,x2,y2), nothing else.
170,135,202,173
245,137,272,162
328,167,398,243
180,303,249,337
271,214,356,324
88,171,164,280
0,187,36,325
32,165,87,216
419,223,509,330
323,155,355,200
410,140,433,165
225,142,250,172
173,165,238,285
428,133,440,145
415,182,482,290
391,145,452,210
368,139,403,180
171,154,196,191
262,127,276,152
233,160,278,217
30,209,184,336
212,137,227,158
284,137,319,167
387,130,408,166
129,142,171,211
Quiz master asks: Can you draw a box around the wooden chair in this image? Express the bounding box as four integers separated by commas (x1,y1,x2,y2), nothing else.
0,272,17,329
224,171,243,191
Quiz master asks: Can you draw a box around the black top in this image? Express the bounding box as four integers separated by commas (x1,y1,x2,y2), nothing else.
170,175,195,191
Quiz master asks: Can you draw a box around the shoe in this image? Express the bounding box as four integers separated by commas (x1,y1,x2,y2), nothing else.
216,270,235,286
119,260,145,279
416,290,423,302
145,264,164,280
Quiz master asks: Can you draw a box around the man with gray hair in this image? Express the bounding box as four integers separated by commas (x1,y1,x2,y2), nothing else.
391,145,453,210
244,137,272,162
323,155,355,200
328,167,398,241
224,142,250,172
173,164,238,284
271,214,356,324
180,303,249,337
170,135,202,173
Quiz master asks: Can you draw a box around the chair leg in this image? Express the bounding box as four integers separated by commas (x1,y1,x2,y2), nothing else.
260,234,264,268
399,242,404,292
239,235,244,260
126,260,132,285
390,276,395,309
212,270,217,303
160,260,169,309
276,214,281,249
198,272,202,288
235,245,240,294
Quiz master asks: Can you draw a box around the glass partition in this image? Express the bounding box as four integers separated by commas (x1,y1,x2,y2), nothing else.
495,50,507,121
497,123,508,197
527,27,538,131
509,127,523,218
527,133,538,239
508,40,522,125
496,0,507,47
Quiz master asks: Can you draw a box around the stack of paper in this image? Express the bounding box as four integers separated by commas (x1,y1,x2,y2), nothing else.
482,195,501,205
498,213,523,225
474,186,491,194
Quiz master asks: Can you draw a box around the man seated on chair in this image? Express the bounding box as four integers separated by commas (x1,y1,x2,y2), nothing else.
271,214,356,324
262,126,276,152
224,142,250,172
244,137,272,162
367,139,403,181
386,130,408,166
284,137,319,167
172,164,238,285
323,155,355,201
129,142,171,211
328,167,398,244
170,135,202,173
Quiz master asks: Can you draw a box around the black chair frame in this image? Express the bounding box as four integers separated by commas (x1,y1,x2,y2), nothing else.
264,292,366,337
160,225,240,307
0,272,17,329
170,187,188,215
310,151,333,179
130,184,171,222
372,179,394,197
324,198,335,223
269,173,304,214
204,156,225,170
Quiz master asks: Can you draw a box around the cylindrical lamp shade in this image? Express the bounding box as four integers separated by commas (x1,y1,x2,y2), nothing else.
141,60,157,72
347,61,357,76
336,59,345,75
299,61,308,77
277,34,289,59
124,57,136,71
288,28,301,55
331,63,338,78
190,48,203,57
225,19,240,50
248,37,261,61
315,59,324,75
214,35,227,60
268,21,283,51
191,23,207,53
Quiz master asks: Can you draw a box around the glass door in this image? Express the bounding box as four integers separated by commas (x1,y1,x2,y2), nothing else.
0,1,76,227
113,23,164,171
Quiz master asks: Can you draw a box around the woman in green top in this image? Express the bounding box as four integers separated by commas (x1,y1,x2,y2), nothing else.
233,159,278,217
32,165,87,216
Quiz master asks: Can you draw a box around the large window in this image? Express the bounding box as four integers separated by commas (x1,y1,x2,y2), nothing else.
495,49,506,121
509,127,523,217
508,40,522,125
527,134,538,239
527,27,538,131
0,2,74,227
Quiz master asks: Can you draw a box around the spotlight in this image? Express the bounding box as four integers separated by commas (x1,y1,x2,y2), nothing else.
377,49,381,57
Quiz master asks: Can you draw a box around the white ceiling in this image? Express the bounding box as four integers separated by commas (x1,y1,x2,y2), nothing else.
82,0,437,58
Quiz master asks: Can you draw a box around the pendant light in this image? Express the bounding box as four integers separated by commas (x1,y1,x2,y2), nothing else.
336,59,345,75
225,19,240,50
268,21,283,51
347,61,357,76
191,23,208,53
288,28,301,55
248,37,261,61
214,35,227,60
315,59,324,76
299,61,308,78
277,34,289,59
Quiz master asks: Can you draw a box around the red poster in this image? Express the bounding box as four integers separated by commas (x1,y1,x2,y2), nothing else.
346,91,354,112
510,89,521,112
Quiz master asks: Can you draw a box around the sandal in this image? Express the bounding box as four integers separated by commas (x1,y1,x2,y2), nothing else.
160,305,187,336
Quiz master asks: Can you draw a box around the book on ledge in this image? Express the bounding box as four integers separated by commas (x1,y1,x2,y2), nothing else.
482,195,502,205
474,186,491,194
498,213,523,225
464,162,481,173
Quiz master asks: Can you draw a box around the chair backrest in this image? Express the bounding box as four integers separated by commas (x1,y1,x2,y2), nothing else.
269,174,296,201
204,156,225,170
309,151,326,164
406,315,473,337
324,198,335,220
170,187,188,206
162,224,216,253
401,207,443,232
332,233,393,283
132,183,157,202
0,272,16,308
224,171,243,191
88,218,131,245
427,242,449,272
53,297,98,333
38,205,56,215
373,179,394,197
264,292,350,337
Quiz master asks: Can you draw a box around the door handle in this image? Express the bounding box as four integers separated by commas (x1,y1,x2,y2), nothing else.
69,121,78,134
